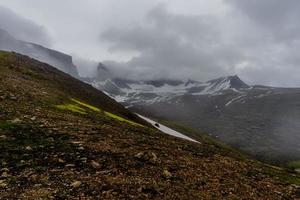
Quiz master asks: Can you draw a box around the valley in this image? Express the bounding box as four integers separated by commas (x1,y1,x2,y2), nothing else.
0,51,299,199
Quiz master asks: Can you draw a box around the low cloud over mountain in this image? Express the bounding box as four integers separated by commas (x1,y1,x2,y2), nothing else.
0,6,51,46
1,1,300,86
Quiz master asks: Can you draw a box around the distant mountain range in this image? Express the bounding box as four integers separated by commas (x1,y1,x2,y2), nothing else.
87,75,249,104
86,67,300,166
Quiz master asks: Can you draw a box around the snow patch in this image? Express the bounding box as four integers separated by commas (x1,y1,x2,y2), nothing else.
137,114,199,143
225,95,247,107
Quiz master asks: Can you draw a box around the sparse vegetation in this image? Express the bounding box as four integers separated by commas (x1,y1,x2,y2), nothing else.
56,104,87,114
0,51,9,59
56,98,143,126
0,121,22,131
288,161,300,169
104,111,143,126
70,98,101,112
0,51,299,199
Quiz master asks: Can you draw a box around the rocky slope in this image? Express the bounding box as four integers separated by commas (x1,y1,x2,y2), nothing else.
0,51,299,199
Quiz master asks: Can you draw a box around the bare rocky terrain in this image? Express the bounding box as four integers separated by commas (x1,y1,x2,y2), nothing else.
0,51,300,199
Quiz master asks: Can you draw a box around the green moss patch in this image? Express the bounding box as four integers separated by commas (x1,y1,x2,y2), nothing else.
0,51,9,59
55,104,87,114
70,98,101,112
56,98,143,126
288,161,300,169
0,121,24,131
104,111,142,126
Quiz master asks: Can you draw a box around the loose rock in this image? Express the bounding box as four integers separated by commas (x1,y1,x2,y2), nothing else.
71,181,82,188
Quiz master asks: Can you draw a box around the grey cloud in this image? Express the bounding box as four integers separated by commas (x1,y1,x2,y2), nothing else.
228,0,300,42
225,0,300,86
99,2,300,86
1,1,300,86
100,6,242,81
0,6,51,46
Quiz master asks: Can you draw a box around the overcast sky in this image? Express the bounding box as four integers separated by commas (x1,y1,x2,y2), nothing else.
0,0,300,86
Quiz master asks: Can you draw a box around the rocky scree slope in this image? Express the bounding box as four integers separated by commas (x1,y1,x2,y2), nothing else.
0,51,299,199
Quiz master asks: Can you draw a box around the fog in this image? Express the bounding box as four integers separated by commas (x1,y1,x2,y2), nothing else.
1,1,300,86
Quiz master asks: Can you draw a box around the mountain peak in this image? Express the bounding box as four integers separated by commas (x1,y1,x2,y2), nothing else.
208,75,249,90
227,75,249,89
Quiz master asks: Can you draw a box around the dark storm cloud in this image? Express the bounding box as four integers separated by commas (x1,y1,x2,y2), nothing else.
0,6,51,46
228,0,300,42
100,5,243,81
225,0,300,86
227,0,300,42
100,2,300,86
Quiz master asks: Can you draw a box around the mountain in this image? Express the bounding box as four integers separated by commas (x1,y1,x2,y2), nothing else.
89,75,250,105
88,67,300,167
130,85,300,165
1,51,299,199
0,29,78,77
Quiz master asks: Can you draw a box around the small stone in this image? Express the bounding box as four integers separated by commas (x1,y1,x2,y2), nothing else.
1,168,9,172
1,172,9,178
25,146,32,151
0,135,7,140
30,116,37,121
0,180,7,188
65,164,75,167
150,153,158,162
71,181,82,188
163,169,172,179
135,152,144,159
292,184,300,189
58,158,65,163
9,95,17,100
11,118,22,123
91,160,101,169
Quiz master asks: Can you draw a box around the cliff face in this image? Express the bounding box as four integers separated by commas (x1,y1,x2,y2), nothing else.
0,29,78,77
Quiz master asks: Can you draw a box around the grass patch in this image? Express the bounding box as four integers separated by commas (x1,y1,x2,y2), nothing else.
265,166,300,186
0,51,9,59
104,111,142,127
56,98,143,126
70,98,101,112
0,121,24,131
288,161,300,169
55,104,87,114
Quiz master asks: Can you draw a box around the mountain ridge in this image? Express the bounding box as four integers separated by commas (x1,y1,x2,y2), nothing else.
0,28,78,77
87,74,250,105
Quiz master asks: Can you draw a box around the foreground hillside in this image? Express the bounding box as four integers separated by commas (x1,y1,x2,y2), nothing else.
0,51,299,199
